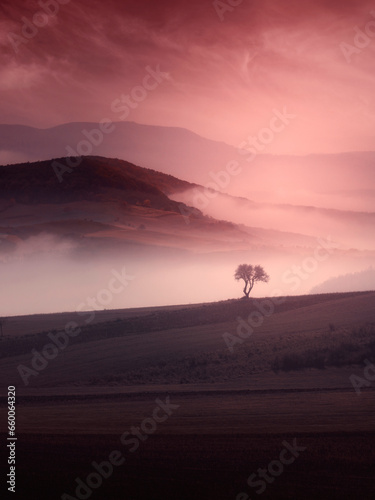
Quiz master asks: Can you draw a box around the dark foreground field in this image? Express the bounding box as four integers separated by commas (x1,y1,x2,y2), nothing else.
1,292,375,499
5,431,375,500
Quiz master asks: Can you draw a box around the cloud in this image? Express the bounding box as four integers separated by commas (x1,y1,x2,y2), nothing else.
0,233,77,263
0,0,374,152
0,61,49,90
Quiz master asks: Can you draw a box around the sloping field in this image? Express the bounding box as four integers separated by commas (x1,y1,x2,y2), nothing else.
1,292,375,500
1,303,197,338
0,291,374,388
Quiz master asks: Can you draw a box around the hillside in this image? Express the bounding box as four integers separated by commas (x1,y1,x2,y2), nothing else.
311,268,375,294
1,292,374,500
0,155,323,258
1,123,374,212
1,291,374,388
0,122,239,182
0,155,194,208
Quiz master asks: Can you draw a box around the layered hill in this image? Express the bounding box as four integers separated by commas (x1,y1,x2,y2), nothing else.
0,155,321,256
0,155,194,206
0,122,238,183
1,122,374,213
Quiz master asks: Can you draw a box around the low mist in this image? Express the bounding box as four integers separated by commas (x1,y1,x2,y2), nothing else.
172,189,375,251
1,230,373,317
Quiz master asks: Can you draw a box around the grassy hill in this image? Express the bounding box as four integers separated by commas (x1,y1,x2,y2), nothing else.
1,291,374,388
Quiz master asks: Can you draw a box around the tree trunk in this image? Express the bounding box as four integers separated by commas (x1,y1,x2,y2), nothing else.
243,281,253,298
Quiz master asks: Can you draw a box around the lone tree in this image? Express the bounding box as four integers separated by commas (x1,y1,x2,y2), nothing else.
234,264,269,298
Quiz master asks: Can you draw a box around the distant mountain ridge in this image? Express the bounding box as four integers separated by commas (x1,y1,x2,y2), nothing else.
0,122,237,183
1,122,374,197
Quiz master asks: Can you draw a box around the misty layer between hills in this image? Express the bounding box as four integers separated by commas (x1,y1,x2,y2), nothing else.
0,155,374,315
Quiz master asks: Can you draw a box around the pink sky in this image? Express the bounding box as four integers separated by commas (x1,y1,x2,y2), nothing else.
0,0,375,154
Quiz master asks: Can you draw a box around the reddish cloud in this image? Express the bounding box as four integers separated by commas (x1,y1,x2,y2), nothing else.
0,0,374,153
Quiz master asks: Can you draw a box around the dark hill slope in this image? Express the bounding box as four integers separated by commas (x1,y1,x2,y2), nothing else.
0,156,196,212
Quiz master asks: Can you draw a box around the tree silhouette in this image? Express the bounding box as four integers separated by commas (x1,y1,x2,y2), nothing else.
234,264,269,298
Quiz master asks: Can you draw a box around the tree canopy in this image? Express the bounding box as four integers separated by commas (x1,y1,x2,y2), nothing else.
234,264,269,298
